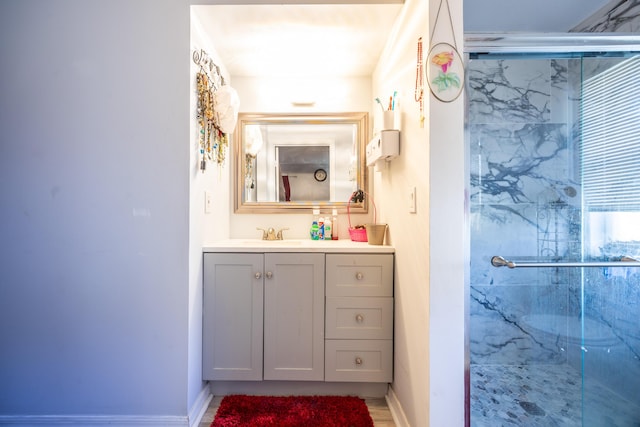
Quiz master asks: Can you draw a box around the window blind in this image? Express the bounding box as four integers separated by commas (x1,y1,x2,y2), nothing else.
581,55,640,211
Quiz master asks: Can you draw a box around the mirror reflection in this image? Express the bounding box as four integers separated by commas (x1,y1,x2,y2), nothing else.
235,112,368,213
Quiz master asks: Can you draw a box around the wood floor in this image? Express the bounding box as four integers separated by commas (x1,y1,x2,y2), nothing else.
198,395,396,427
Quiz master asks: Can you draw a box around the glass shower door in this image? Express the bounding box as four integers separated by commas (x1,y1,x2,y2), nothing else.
579,53,640,426
467,49,640,426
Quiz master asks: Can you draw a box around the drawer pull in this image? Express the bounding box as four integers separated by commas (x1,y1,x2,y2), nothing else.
355,314,364,323
355,356,363,366
266,271,273,279
355,272,364,280
255,272,262,279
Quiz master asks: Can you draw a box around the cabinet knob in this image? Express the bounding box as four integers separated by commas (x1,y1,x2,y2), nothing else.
266,271,273,279
355,357,363,366
355,272,364,280
355,314,364,323
255,272,262,279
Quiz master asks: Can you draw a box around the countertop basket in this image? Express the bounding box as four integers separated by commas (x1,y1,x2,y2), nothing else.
347,190,376,242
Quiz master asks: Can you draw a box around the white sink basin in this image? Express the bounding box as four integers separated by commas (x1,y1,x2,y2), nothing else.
241,240,303,245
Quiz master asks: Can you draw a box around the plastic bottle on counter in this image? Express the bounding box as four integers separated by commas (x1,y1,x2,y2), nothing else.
331,209,339,240
318,216,325,240
310,221,319,240
324,215,332,240
310,208,320,240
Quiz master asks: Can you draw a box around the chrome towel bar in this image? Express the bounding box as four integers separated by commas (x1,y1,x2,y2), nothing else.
490,255,640,269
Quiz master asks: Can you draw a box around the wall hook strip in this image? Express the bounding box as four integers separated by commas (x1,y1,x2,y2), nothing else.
192,48,226,88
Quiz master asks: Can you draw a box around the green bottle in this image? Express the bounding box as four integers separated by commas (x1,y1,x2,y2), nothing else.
310,207,320,240
310,221,319,240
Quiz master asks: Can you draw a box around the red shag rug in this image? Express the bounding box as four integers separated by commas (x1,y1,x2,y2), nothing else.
211,394,374,427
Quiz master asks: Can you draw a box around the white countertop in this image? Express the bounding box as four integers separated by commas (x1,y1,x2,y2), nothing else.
203,239,395,253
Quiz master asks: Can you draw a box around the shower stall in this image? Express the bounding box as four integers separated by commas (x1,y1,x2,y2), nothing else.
466,34,640,426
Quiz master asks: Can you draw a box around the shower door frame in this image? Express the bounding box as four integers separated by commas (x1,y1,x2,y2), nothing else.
463,32,640,427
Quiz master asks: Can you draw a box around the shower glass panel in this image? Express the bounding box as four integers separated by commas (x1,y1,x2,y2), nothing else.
467,43,640,426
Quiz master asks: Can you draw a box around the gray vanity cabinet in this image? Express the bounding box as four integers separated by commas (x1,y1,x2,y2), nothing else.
203,252,324,382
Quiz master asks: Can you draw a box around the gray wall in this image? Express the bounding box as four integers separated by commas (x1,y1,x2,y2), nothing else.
0,0,191,421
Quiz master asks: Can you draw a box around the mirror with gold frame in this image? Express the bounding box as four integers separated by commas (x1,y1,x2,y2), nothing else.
234,112,368,214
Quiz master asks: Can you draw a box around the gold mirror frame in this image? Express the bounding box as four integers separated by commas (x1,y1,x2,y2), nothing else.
234,112,368,214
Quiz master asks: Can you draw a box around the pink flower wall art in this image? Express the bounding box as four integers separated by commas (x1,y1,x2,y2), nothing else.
427,42,464,102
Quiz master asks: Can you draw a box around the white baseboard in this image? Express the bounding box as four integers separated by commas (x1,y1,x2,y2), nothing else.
386,385,410,427
0,415,187,426
0,386,213,427
188,384,213,427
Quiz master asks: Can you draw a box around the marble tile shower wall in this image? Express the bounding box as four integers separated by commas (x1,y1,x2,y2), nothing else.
468,56,640,397
571,0,640,32
468,57,582,366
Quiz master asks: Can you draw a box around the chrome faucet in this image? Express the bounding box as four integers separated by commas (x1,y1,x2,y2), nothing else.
257,227,289,240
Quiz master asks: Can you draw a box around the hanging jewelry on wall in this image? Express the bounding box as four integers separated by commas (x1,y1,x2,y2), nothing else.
193,49,239,172
426,0,464,103
414,37,425,128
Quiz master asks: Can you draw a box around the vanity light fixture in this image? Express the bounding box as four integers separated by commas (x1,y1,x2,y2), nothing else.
291,101,316,107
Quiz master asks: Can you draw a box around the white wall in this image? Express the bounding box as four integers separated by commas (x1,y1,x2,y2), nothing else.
187,10,232,420
371,0,430,424
0,0,191,423
426,0,466,423
371,0,465,425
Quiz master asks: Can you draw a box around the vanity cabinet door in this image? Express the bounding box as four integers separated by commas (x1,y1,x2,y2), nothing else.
263,253,325,381
203,253,264,381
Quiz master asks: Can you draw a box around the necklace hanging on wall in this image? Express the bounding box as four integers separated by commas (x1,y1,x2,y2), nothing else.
427,0,464,103
192,49,239,172
414,37,425,128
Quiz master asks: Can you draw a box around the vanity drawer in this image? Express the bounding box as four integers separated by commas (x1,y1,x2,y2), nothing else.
325,297,393,340
325,339,393,383
326,254,393,297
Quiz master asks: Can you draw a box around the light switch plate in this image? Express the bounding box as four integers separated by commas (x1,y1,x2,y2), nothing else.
205,191,213,214
409,186,417,213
